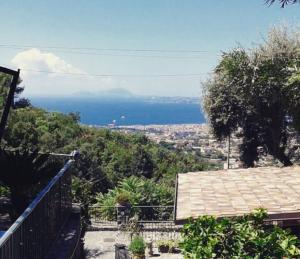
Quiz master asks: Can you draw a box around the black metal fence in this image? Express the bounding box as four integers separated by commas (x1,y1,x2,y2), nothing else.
89,205,181,241
90,205,174,222
0,159,74,259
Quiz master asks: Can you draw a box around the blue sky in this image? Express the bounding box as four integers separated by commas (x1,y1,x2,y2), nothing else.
0,0,299,97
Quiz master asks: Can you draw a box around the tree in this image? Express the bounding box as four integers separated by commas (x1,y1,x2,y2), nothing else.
203,27,300,167
0,73,31,111
0,149,61,220
266,0,298,7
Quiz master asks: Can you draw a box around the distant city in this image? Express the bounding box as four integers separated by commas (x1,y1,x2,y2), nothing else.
106,124,300,169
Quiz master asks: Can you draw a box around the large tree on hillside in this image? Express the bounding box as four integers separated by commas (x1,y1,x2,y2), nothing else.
203,27,300,167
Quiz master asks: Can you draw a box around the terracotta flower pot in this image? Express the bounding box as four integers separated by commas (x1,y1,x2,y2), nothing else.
132,254,145,259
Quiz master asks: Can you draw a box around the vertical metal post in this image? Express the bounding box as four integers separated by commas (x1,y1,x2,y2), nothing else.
0,67,20,142
227,134,231,169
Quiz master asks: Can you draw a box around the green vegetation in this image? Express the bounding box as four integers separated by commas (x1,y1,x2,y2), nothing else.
203,27,300,167
0,71,212,220
180,208,300,258
92,176,173,220
3,106,210,191
0,185,9,197
129,236,146,257
115,191,131,205
0,149,61,220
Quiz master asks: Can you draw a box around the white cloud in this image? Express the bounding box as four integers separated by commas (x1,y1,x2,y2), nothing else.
9,48,123,96
11,48,83,75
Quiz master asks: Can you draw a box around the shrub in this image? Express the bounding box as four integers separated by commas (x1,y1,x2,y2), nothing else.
0,149,61,220
129,236,146,255
94,176,174,220
115,191,131,205
0,185,9,197
180,208,300,258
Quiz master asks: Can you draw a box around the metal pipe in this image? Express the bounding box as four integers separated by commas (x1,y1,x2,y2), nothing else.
0,68,20,142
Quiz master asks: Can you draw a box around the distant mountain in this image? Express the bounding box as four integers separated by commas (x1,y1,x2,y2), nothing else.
73,88,134,98
71,88,198,104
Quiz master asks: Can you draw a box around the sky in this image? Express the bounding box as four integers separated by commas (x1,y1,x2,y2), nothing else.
0,0,299,97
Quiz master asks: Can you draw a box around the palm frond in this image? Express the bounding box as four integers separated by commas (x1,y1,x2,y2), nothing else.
266,0,298,7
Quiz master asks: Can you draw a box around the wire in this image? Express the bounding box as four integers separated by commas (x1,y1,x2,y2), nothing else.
21,68,210,78
0,45,215,59
0,44,210,53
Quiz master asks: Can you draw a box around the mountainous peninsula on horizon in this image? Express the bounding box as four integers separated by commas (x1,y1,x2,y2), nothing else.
29,88,204,126
34,88,200,105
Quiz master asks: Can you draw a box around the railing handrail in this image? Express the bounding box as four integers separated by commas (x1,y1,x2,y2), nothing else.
90,205,174,208
0,159,74,247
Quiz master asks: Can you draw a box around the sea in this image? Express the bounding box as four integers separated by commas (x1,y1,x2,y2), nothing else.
30,97,206,126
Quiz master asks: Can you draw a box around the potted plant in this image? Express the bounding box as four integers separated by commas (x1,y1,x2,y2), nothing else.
115,191,131,206
157,239,180,253
157,239,170,253
129,236,146,259
115,191,131,225
168,240,180,253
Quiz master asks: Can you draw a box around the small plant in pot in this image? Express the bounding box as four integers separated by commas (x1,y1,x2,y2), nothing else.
129,236,146,259
157,239,179,253
115,192,132,225
115,191,131,207
157,240,170,253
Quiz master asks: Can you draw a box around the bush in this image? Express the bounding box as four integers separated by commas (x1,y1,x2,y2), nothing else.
94,176,174,220
0,149,61,220
0,185,9,197
129,236,146,255
115,191,131,205
180,208,300,258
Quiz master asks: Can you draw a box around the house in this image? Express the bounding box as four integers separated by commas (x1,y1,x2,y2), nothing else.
175,166,300,230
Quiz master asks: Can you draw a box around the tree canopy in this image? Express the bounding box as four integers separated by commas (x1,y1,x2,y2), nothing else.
203,27,300,167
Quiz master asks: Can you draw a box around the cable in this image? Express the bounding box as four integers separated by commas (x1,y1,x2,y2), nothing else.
0,44,210,53
0,45,215,60
20,68,211,78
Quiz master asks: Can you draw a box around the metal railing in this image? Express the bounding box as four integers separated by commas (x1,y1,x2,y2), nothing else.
89,205,181,242
0,158,74,259
137,221,181,241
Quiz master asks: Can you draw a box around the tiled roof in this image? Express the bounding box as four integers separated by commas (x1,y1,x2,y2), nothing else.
175,166,300,222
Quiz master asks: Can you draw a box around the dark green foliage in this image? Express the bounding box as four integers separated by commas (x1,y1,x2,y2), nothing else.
0,79,212,220
1,105,210,221
0,73,30,112
3,101,211,191
0,149,61,219
0,185,9,197
93,176,174,220
180,208,300,258
203,27,300,167
115,191,131,205
71,176,94,228
129,236,146,255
